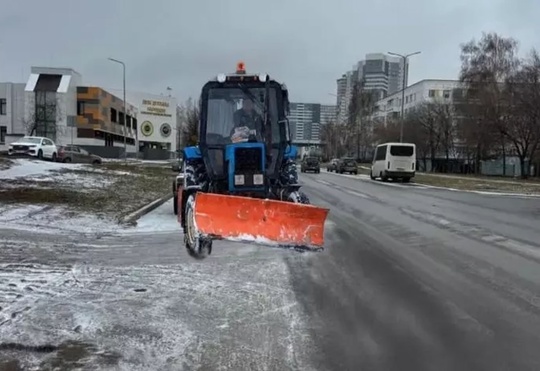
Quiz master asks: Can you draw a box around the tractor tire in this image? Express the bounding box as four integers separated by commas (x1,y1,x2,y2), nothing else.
287,190,310,204
184,194,212,259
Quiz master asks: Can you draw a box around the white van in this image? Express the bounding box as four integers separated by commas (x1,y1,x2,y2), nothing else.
370,142,416,182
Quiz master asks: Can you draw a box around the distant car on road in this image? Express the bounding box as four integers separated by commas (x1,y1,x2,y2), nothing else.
301,156,320,173
371,142,416,182
326,158,339,172
172,162,185,215
8,136,57,161
338,157,358,174
57,145,102,164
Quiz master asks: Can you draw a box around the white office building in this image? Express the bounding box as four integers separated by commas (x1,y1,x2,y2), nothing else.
126,91,177,155
372,79,463,124
0,82,26,152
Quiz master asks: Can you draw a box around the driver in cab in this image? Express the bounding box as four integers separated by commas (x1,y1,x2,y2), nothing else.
230,99,263,143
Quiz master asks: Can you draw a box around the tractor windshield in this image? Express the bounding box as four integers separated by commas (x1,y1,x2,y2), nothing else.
205,85,281,147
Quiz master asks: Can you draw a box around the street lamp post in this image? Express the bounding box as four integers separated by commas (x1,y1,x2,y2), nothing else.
388,51,421,143
108,57,127,163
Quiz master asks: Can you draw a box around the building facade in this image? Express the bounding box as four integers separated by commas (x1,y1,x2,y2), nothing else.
24,67,83,146
0,82,25,152
76,86,138,156
372,79,462,123
336,71,354,125
335,53,408,125
360,53,407,99
320,104,337,125
126,92,177,155
17,66,172,158
289,102,324,142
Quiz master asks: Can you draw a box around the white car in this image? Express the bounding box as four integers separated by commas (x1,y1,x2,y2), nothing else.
8,136,58,161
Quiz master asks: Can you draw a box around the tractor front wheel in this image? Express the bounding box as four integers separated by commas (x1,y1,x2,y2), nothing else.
287,191,310,204
184,194,212,259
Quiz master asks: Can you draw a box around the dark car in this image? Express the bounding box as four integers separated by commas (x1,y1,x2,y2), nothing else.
301,156,320,173
326,158,339,172
171,157,183,172
338,157,357,174
57,145,102,164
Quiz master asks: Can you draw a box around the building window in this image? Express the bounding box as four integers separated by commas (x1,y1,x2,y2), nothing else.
443,90,451,99
119,112,125,125
133,118,137,130
77,101,85,115
111,108,117,122
126,115,132,129
0,126,6,144
429,90,436,98
0,98,6,115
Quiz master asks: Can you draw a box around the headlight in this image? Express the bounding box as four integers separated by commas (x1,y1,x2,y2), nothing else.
253,174,263,185
234,175,245,185
217,73,226,83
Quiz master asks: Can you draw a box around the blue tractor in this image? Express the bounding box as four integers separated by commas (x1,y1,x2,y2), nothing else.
177,62,329,259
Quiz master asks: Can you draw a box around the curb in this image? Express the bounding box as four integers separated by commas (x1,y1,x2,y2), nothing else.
121,195,173,224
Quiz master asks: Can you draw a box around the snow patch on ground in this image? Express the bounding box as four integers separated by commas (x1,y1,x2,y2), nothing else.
0,159,86,179
120,199,180,234
0,203,125,235
0,159,137,192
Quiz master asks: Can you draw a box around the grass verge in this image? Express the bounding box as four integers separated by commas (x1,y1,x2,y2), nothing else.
0,162,176,221
413,173,540,195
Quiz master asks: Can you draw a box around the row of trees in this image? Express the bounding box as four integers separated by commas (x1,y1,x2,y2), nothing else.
321,32,540,177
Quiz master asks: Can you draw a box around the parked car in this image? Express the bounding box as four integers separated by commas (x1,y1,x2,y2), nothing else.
8,136,57,161
326,158,339,172
301,156,320,173
338,157,358,174
172,161,185,215
57,145,102,164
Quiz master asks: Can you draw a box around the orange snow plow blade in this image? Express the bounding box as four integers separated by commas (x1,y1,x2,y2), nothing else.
193,193,330,249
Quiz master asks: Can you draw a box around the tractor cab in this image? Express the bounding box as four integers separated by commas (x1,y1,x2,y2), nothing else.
198,62,291,187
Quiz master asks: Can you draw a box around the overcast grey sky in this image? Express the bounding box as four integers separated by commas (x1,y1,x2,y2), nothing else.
1,0,538,105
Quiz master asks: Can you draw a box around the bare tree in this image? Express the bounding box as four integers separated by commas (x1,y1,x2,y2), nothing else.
402,111,430,171
459,32,520,175
373,118,400,144
178,98,199,148
347,80,377,159
320,119,337,160
23,92,65,141
502,49,540,178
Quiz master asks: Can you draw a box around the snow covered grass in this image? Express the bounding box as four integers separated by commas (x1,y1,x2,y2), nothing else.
0,159,176,232
413,173,540,195
0,157,14,171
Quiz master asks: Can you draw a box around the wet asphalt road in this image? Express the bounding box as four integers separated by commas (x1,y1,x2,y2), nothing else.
293,171,540,371
1,172,540,370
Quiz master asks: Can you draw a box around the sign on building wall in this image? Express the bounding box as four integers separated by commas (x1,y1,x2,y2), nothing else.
140,99,172,118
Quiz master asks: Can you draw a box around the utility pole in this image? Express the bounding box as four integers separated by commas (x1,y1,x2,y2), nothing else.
108,57,127,163
388,51,421,143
